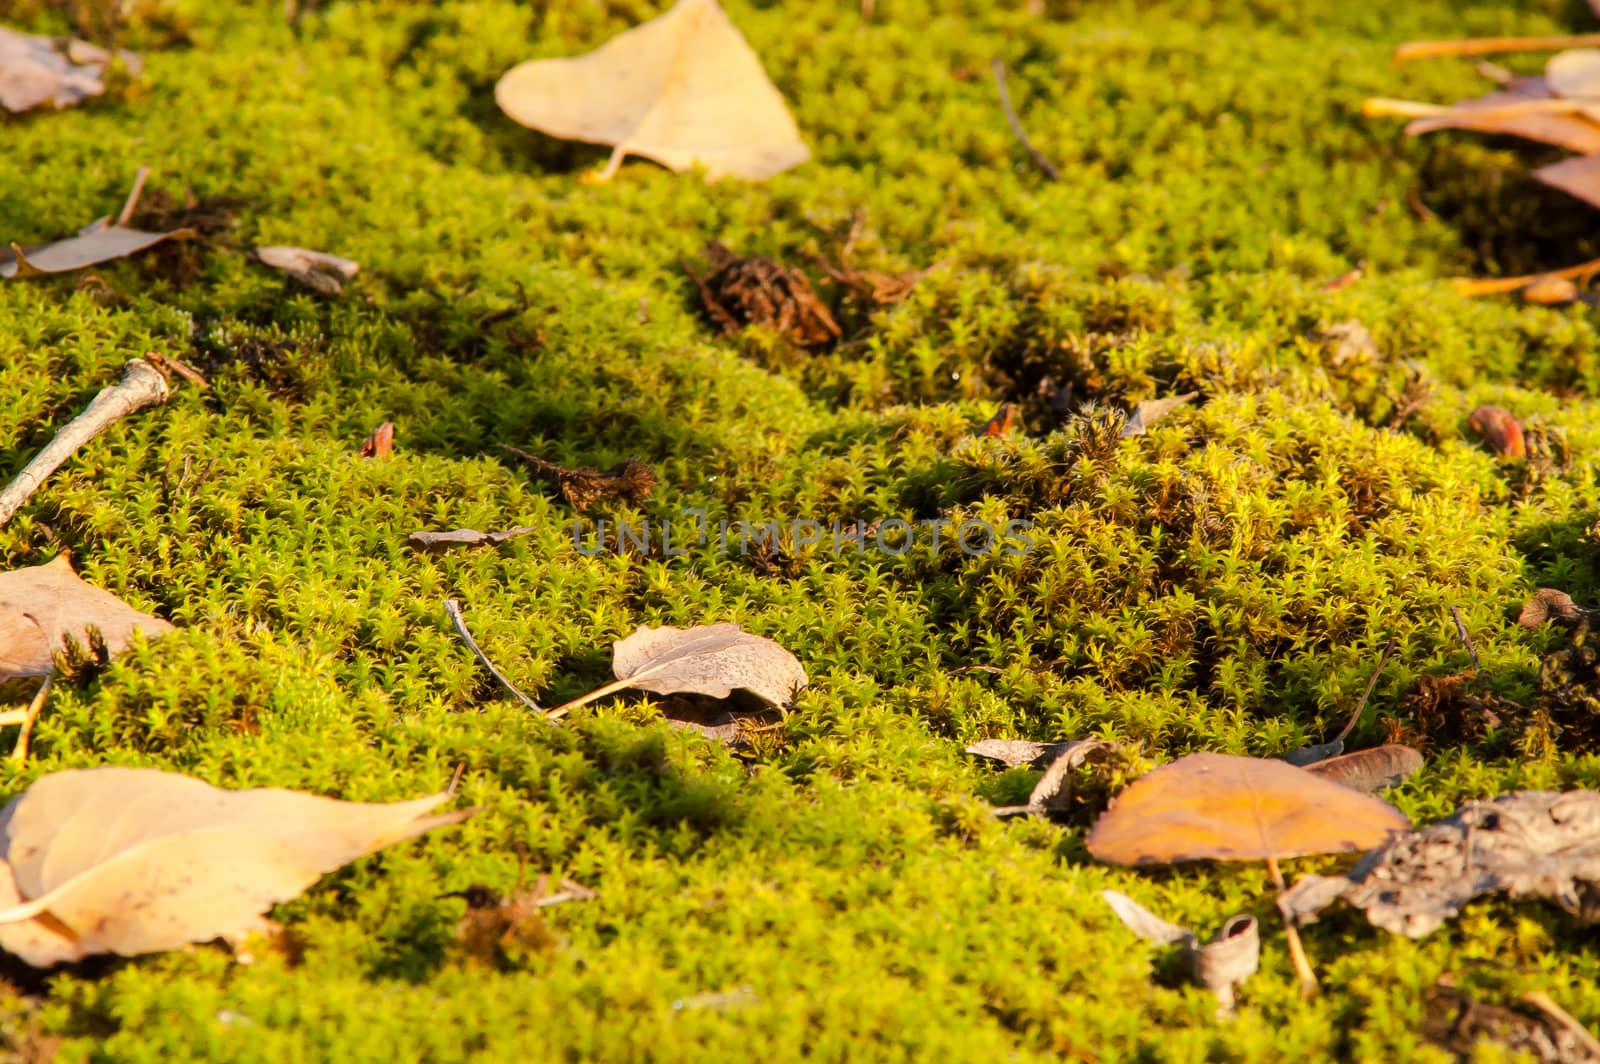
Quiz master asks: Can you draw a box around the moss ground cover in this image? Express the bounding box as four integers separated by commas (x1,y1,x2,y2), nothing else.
6,0,1600,1058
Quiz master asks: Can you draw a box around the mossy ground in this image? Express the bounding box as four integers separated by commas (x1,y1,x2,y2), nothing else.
4,0,1600,1058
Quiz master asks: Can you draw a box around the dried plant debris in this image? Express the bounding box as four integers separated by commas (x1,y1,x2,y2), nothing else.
495,0,809,181
1469,405,1527,459
255,245,360,295
1282,790,1600,938
0,767,472,966
0,554,174,681
0,26,140,114
1101,891,1260,1013
498,445,655,509
548,622,807,718
685,242,840,348
1,169,194,279
1424,984,1600,1064
1120,392,1198,438
989,740,1120,817
1310,320,1379,367
1302,745,1424,793
451,876,595,967
1520,588,1588,628
408,527,537,553
358,421,394,459
980,404,1019,438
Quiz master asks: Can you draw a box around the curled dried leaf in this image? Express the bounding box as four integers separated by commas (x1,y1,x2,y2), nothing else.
1520,588,1586,628
0,27,139,114
1523,275,1580,305
358,422,395,459
1303,745,1424,792
1120,393,1198,438
256,245,360,295
1100,891,1260,1013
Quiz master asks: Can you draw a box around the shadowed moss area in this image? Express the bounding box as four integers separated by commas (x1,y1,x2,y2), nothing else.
5,0,1600,1058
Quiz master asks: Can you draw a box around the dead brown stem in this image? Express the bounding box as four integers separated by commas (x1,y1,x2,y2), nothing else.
1267,856,1320,997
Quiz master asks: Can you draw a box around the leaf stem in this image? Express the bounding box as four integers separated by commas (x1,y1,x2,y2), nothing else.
442,599,544,714
1266,856,1319,997
1394,33,1600,62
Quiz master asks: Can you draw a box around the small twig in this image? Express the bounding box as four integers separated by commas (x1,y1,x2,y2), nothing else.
990,59,1061,181
1334,635,1398,745
115,165,151,227
1363,96,1586,121
1450,605,1482,670
1394,33,1600,62
8,676,51,765
447,762,466,794
1453,255,1600,298
1520,990,1600,1060
144,353,210,391
0,359,171,530
1267,856,1320,997
443,599,544,713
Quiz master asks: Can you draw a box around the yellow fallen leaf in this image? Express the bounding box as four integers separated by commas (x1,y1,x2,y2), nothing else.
495,0,809,182
0,767,473,966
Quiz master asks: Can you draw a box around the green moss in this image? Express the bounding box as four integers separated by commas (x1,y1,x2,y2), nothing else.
6,0,1600,1058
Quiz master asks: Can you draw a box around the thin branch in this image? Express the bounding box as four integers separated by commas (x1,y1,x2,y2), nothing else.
0,359,171,529
1334,635,1398,745
1395,33,1600,62
1451,605,1482,670
1453,255,1600,297
991,59,1061,181
1363,96,1586,121
115,165,151,227
9,676,51,765
443,599,544,713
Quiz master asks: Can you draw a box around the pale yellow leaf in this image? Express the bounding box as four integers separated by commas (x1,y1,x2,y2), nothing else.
0,767,473,966
494,0,809,181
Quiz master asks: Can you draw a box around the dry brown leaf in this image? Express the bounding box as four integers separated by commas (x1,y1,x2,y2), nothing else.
980,404,1019,438
255,245,360,295
1086,752,1410,865
0,767,473,966
1120,392,1198,438
1520,588,1587,627
1535,152,1600,210
0,26,140,114
1403,82,1600,154
1101,891,1260,1013
1468,405,1527,458
408,527,537,553
1282,790,1600,939
495,0,809,182
358,421,394,459
547,622,807,718
0,172,193,280
1303,744,1424,792
0,554,174,680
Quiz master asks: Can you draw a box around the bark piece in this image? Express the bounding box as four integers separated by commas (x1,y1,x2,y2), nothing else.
1282,790,1600,938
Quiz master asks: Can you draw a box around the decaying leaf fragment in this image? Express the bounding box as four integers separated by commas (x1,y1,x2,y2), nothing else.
547,622,807,718
1101,891,1260,1012
1424,983,1600,1064
1281,790,1600,938
358,421,394,459
1469,405,1527,458
0,554,174,680
450,876,595,967
495,0,809,182
964,738,1080,769
685,242,841,348
0,767,473,966
255,245,360,294
408,527,537,553
1120,393,1198,438
0,169,193,279
0,26,140,114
